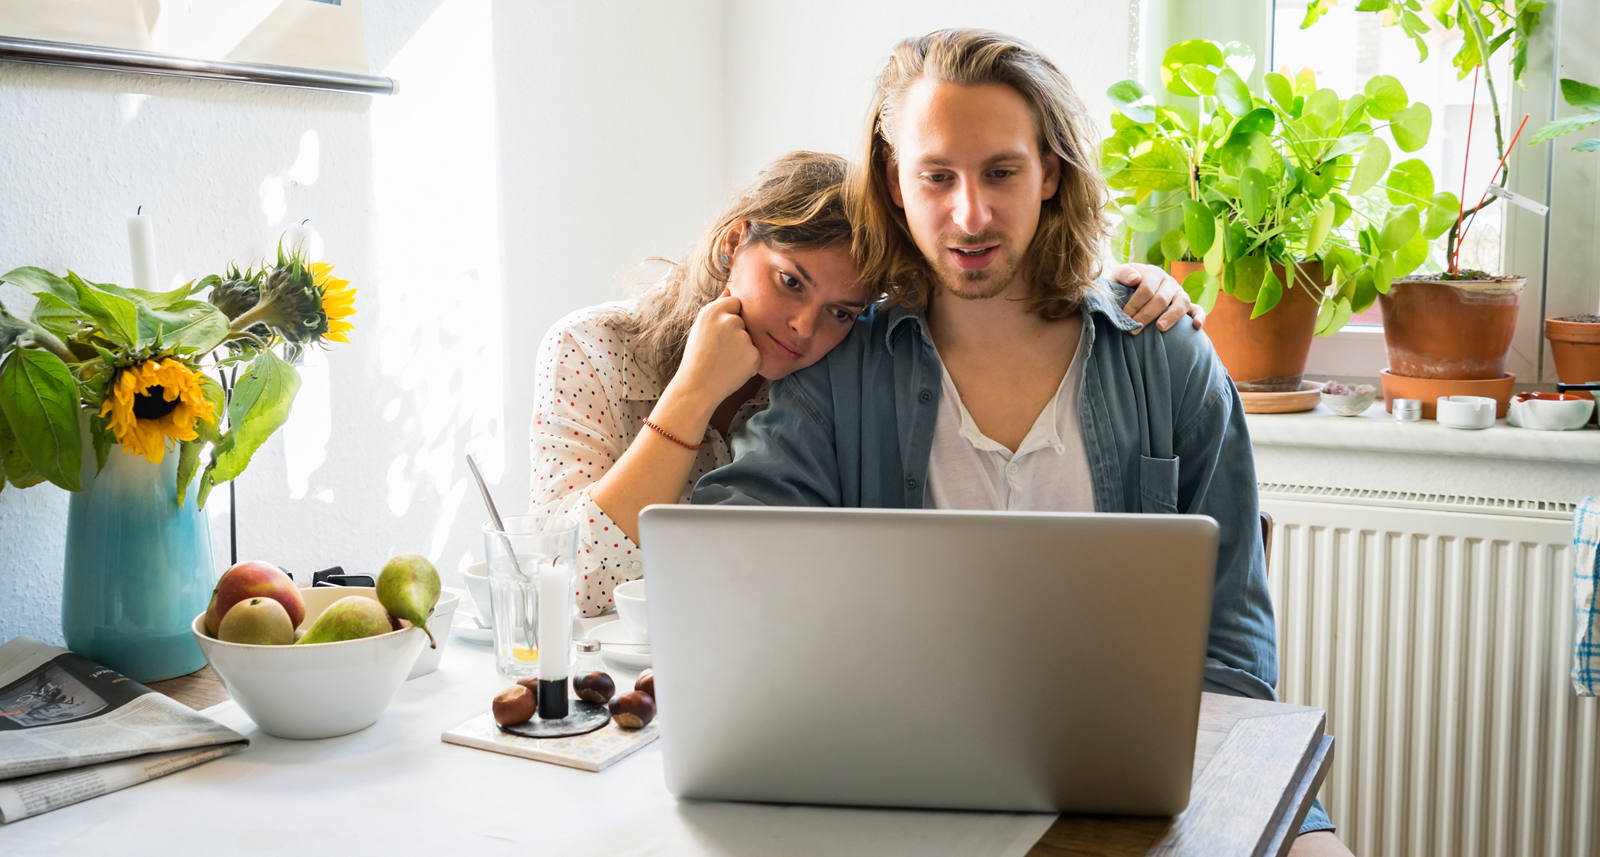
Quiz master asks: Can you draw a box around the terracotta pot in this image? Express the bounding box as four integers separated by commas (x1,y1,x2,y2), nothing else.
1378,277,1524,379
1379,370,1514,419
1174,260,1322,393
1546,315,1600,422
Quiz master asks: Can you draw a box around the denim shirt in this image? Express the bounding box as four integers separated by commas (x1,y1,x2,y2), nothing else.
693,282,1332,835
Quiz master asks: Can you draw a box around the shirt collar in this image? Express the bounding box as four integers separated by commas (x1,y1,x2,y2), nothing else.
882,278,1140,355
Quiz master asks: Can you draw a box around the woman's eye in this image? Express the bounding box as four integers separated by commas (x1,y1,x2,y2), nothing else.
989,168,1015,179
831,308,854,323
778,272,801,291
920,172,950,184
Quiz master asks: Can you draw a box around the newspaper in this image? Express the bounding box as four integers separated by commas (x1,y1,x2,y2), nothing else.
0,636,247,823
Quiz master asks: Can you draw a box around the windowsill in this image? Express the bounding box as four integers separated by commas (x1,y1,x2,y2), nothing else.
1246,402,1600,464
1244,403,1600,505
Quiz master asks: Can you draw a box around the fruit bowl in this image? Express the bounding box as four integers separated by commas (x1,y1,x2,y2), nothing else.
192,586,425,739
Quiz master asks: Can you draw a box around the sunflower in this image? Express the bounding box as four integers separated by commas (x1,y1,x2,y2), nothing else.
98,358,218,463
311,262,356,344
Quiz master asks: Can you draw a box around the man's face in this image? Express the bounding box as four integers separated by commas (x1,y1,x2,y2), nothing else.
886,78,1061,302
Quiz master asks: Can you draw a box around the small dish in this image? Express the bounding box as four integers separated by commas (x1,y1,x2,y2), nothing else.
1508,392,1595,430
452,604,495,645
1319,382,1376,416
1435,395,1497,429
588,620,651,670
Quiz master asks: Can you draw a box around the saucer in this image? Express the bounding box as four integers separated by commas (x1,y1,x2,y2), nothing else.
452,606,495,645
588,620,651,670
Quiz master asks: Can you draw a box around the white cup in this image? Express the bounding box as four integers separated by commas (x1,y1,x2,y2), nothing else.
1435,395,1496,430
613,579,648,641
462,562,493,628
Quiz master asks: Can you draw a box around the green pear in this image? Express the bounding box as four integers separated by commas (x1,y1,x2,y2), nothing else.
217,597,295,645
295,595,394,644
377,554,441,648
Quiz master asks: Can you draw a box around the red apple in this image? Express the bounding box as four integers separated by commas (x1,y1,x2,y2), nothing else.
203,561,305,637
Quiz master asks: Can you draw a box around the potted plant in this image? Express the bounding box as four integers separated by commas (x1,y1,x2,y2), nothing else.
1298,1,1600,415
1103,39,1452,394
1532,78,1600,401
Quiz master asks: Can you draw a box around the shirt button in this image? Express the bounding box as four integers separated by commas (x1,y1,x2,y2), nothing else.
906,477,919,491
1006,462,1019,475
918,389,932,404
629,560,642,571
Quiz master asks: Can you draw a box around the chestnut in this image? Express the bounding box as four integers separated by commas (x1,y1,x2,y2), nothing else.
492,685,536,726
634,668,654,700
609,690,656,729
573,671,615,704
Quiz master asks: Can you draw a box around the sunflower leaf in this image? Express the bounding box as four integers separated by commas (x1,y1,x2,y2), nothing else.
175,439,203,509
90,415,113,476
137,300,232,356
2,266,75,302
0,409,47,489
196,376,225,445
198,350,299,505
0,348,83,491
65,272,139,348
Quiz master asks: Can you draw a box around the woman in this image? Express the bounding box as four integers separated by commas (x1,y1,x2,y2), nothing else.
530,151,1198,616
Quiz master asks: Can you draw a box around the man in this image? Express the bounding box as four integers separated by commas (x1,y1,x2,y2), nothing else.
694,29,1348,855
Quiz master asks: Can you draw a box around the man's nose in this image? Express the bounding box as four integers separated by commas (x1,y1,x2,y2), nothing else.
952,179,991,235
789,308,817,340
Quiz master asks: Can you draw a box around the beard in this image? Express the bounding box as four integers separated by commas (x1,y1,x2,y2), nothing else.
929,234,1024,302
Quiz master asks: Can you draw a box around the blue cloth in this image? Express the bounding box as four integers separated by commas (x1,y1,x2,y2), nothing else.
695,283,1334,834
1574,498,1600,697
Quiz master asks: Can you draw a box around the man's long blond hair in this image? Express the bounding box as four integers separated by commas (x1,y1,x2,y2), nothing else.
618,151,851,380
849,29,1109,319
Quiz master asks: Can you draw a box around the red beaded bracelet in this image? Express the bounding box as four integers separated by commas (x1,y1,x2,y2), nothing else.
642,418,703,451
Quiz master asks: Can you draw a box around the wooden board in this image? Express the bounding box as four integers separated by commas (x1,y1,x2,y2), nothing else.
1239,381,1322,414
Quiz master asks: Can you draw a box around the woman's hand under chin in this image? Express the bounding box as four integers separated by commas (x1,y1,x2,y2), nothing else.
1107,262,1206,334
670,291,763,408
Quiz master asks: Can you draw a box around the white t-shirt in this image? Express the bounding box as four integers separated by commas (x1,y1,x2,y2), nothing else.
926,315,1096,512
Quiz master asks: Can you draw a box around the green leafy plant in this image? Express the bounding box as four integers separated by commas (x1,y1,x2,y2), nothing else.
1102,40,1456,334
1528,78,1600,152
0,243,356,506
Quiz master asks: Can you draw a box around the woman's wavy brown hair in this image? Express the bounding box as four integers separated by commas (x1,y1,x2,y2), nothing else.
617,151,851,380
848,28,1109,319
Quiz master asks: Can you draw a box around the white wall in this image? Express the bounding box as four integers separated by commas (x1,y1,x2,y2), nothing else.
0,0,724,643
0,1,1132,643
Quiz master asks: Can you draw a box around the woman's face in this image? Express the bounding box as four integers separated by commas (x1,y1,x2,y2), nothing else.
723,232,868,380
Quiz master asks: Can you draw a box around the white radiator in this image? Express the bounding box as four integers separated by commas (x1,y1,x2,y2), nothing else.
1259,484,1600,857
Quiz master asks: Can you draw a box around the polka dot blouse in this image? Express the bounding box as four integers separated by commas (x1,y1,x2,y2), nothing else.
530,299,769,618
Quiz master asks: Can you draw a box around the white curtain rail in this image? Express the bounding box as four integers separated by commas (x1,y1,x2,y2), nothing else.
0,34,396,95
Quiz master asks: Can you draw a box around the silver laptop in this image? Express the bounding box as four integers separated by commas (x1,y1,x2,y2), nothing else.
637,505,1218,816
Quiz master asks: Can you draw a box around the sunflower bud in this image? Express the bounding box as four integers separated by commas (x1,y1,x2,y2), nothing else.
246,255,329,344
208,265,262,320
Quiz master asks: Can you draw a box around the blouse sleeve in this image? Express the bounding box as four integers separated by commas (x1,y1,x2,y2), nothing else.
529,325,644,618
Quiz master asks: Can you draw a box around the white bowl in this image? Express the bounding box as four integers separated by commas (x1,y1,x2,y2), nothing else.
1435,395,1497,430
1320,385,1376,417
406,589,459,680
193,586,425,739
1508,393,1595,430
614,578,648,640
462,562,493,628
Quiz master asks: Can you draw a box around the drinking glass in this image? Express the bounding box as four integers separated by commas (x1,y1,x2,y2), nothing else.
482,514,578,679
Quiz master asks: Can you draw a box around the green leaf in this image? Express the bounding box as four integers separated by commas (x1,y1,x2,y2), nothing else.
65,272,139,348
1386,158,1435,205
1316,296,1354,335
1575,138,1600,153
1183,200,1216,256
198,350,300,503
1161,104,1199,135
1214,69,1253,116
1231,253,1266,302
1108,80,1156,124
1226,108,1277,143
1390,103,1432,151
1,266,74,302
1252,268,1283,318
1348,137,1392,196
1379,205,1421,250
0,348,82,490
1305,201,1336,256
175,439,203,509
1240,167,1269,224
1125,140,1191,192
1394,229,1432,278
1203,216,1227,276
27,293,86,341
89,415,112,476
1220,41,1256,81
1362,75,1409,119
1163,41,1225,97
1265,73,1295,110
1528,111,1600,145
1178,66,1218,98
1304,89,1341,133
1181,269,1219,312
0,410,46,488
1562,78,1600,111
1424,191,1460,239
136,300,232,355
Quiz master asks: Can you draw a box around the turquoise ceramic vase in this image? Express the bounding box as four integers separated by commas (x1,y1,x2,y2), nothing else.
62,447,215,682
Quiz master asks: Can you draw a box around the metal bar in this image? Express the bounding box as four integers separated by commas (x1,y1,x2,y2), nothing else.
0,34,395,95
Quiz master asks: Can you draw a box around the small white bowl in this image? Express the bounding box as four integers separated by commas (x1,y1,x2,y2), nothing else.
1508,393,1595,430
614,578,648,641
406,589,458,680
462,562,492,629
1320,384,1376,417
193,586,425,739
1435,395,1497,430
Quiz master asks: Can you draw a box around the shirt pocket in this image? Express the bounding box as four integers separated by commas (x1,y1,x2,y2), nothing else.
1138,454,1181,513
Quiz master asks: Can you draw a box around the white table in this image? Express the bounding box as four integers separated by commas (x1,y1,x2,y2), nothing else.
5,622,1055,856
